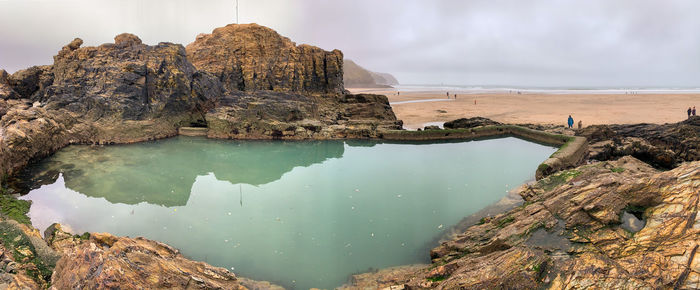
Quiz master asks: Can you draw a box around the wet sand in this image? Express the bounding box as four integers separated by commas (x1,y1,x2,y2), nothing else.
348,88,699,129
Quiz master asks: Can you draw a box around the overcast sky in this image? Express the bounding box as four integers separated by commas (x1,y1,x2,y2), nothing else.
1,0,700,87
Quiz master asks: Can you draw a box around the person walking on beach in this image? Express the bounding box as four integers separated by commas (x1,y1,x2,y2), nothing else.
689,107,693,119
693,106,696,116
567,115,574,129
446,92,450,99
578,120,582,129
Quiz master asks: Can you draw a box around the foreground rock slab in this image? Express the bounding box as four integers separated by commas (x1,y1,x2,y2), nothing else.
50,232,249,289
343,157,700,289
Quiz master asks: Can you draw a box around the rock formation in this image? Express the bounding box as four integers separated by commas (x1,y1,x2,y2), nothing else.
0,23,401,180
186,23,343,94
343,59,399,88
185,24,401,140
343,156,700,289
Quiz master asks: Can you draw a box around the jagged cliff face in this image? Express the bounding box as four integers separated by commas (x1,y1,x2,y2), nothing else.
42,35,218,123
186,23,344,94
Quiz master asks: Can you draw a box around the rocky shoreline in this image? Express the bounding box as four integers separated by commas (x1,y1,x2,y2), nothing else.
1,21,699,289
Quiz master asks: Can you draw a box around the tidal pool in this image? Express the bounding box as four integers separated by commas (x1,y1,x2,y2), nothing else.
20,136,556,289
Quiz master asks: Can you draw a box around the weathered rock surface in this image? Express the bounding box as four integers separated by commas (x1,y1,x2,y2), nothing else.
187,23,344,94
342,157,700,289
0,69,20,100
49,232,247,289
578,116,699,168
0,218,60,289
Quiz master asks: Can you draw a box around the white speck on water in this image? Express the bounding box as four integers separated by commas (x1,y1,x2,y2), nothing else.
401,242,405,247
230,267,235,271
224,239,229,243
370,233,374,237
163,226,167,230
275,217,281,222
345,243,351,248
111,215,115,218
396,194,402,198
348,195,352,199
351,206,355,210
354,189,359,192
227,212,232,215
438,224,444,229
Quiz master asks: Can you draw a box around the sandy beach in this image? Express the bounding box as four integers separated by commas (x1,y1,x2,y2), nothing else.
348,88,699,129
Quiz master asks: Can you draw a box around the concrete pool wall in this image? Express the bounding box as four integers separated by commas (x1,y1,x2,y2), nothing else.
379,125,588,180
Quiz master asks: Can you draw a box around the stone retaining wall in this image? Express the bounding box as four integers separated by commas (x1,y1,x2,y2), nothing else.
380,125,588,179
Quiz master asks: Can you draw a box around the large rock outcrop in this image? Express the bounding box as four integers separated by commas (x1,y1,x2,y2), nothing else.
186,23,344,94
0,34,224,178
343,157,700,289
184,23,401,139
0,24,402,179
44,34,218,131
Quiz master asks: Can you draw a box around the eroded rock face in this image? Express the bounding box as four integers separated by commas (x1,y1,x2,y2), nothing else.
343,157,700,289
50,232,247,289
45,34,216,125
0,69,20,100
6,66,53,100
0,100,81,177
186,23,344,94
0,33,220,178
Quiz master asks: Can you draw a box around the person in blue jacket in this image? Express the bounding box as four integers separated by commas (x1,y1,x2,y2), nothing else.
567,115,574,128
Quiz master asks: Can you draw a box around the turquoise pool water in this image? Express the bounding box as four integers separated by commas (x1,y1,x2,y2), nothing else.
20,136,556,289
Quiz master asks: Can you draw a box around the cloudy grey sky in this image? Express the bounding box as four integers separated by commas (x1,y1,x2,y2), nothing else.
1,0,700,87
